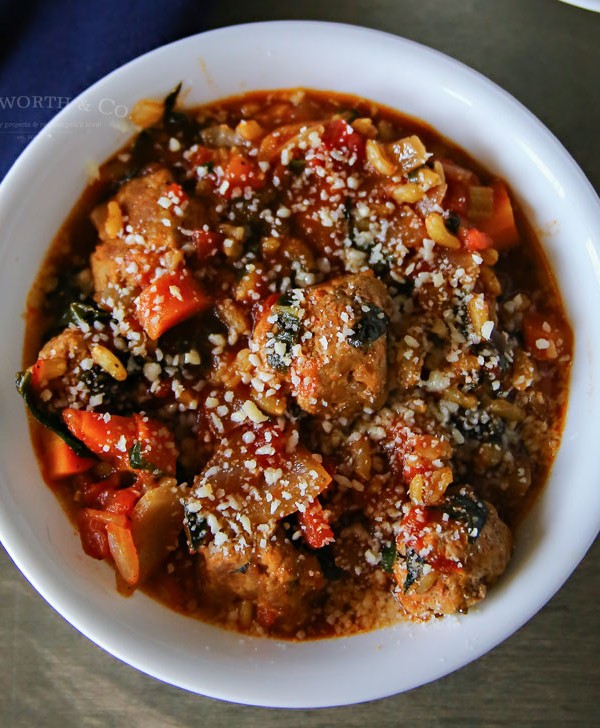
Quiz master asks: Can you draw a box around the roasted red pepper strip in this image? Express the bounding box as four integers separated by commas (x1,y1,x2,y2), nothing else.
298,499,335,549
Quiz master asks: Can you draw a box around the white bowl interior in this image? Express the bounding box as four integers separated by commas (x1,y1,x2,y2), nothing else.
0,21,599,708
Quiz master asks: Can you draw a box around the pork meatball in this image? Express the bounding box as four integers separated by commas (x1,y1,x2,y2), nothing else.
392,486,512,619
197,532,325,634
252,271,393,419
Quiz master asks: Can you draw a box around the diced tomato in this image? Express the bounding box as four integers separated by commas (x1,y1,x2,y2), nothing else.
164,182,189,206
462,227,495,252
256,604,280,629
134,267,211,340
321,118,365,166
77,508,127,560
478,180,519,248
389,428,447,485
523,311,567,361
42,430,95,479
78,475,121,508
62,409,178,475
187,145,216,170
104,487,141,516
445,180,469,216
399,506,461,574
298,499,335,549
192,229,224,262
106,522,140,585
30,358,50,390
222,154,265,196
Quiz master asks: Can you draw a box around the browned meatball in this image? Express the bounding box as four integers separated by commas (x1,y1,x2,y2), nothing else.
197,532,324,634
90,168,184,311
392,486,512,620
32,328,93,410
252,272,393,419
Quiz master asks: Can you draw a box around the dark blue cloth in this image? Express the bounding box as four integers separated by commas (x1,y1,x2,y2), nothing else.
0,0,210,180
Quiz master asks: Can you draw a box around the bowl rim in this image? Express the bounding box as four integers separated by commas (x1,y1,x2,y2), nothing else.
1,19,600,708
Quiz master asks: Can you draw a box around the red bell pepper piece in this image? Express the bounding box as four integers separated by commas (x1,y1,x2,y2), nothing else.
298,499,335,549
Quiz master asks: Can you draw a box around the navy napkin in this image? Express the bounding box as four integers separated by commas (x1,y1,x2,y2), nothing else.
0,0,210,180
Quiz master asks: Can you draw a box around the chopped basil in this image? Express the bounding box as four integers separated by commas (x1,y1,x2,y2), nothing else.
266,293,302,372
403,548,426,593
445,212,461,234
381,542,397,573
348,304,389,348
128,441,162,475
15,370,92,457
80,366,112,396
231,562,250,574
68,301,110,328
443,491,488,543
183,505,208,553
288,159,306,174
163,82,182,119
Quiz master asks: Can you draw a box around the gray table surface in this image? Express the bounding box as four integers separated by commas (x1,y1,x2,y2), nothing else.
2,1,599,725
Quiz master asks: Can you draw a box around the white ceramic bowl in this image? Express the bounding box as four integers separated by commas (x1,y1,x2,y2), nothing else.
1,21,599,708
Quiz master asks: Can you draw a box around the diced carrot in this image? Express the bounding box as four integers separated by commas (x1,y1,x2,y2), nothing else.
106,522,140,585
463,227,495,252
298,499,335,549
134,267,211,339
62,409,178,475
478,180,519,248
63,409,137,466
223,154,265,195
77,508,128,560
42,430,95,479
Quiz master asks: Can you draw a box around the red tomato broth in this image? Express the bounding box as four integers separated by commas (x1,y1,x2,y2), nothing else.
20,88,572,639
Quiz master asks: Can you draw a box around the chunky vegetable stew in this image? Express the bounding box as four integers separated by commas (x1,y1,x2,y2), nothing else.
19,88,572,638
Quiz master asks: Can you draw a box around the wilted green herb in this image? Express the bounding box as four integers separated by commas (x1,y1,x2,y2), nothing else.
15,370,91,457
348,304,389,348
